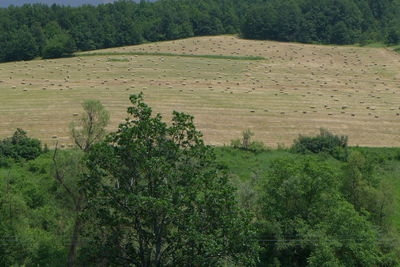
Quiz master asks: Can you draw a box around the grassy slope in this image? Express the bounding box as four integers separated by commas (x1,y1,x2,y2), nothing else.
214,146,293,180
2,35,400,147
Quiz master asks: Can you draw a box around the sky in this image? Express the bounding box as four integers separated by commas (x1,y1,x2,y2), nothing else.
0,0,147,7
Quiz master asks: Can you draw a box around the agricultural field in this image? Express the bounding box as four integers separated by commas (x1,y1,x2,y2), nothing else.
1,35,400,147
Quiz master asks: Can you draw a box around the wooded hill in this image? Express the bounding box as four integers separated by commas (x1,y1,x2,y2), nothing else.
0,0,399,62
0,0,117,8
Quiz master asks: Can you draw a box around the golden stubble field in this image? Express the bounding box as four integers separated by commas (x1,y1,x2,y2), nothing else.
1,35,400,147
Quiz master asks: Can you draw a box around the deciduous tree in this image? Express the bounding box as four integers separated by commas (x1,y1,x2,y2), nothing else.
70,100,110,152
81,94,259,266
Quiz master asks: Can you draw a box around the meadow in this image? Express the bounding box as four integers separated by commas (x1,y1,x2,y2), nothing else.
1,35,400,148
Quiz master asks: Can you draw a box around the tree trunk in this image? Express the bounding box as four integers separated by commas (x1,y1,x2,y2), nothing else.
67,213,82,267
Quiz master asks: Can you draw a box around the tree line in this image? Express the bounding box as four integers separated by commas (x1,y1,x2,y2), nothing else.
241,0,400,45
1,95,400,266
0,0,399,62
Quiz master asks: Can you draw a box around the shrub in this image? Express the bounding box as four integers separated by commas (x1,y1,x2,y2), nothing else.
0,129,43,161
230,129,267,153
230,138,242,149
291,128,348,160
0,156,13,168
248,141,267,153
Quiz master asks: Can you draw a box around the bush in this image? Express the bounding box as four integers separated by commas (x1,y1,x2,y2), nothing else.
0,129,43,161
230,138,242,149
0,156,13,168
230,129,267,153
291,128,348,160
248,141,267,153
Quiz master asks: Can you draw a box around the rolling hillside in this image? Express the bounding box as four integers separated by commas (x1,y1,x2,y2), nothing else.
1,35,399,147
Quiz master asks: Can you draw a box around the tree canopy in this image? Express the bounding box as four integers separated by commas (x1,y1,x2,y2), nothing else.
0,0,399,62
0,128,43,161
80,94,259,266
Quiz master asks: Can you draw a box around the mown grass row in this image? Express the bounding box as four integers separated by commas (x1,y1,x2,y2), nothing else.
76,51,266,61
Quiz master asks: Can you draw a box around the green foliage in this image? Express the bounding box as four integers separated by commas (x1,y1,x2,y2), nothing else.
291,128,348,160
0,0,242,62
0,154,70,266
242,129,254,149
1,0,398,63
0,26,38,62
106,58,129,62
0,129,43,161
214,147,294,214
231,129,268,153
386,26,400,45
216,146,400,266
70,99,110,152
1,139,400,265
258,156,383,266
42,33,76,59
241,0,303,42
81,94,259,266
0,156,13,168
241,0,398,45
342,151,399,238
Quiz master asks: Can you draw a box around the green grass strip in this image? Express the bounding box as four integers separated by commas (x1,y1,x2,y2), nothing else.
107,58,130,62
76,51,265,61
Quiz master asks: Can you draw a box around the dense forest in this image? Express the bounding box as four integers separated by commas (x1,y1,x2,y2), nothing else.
1,95,400,266
0,0,118,8
0,0,399,62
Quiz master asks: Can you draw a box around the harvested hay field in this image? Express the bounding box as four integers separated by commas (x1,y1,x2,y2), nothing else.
1,35,400,147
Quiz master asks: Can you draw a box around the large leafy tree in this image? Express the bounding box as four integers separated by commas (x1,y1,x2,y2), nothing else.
259,156,382,266
80,94,258,266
